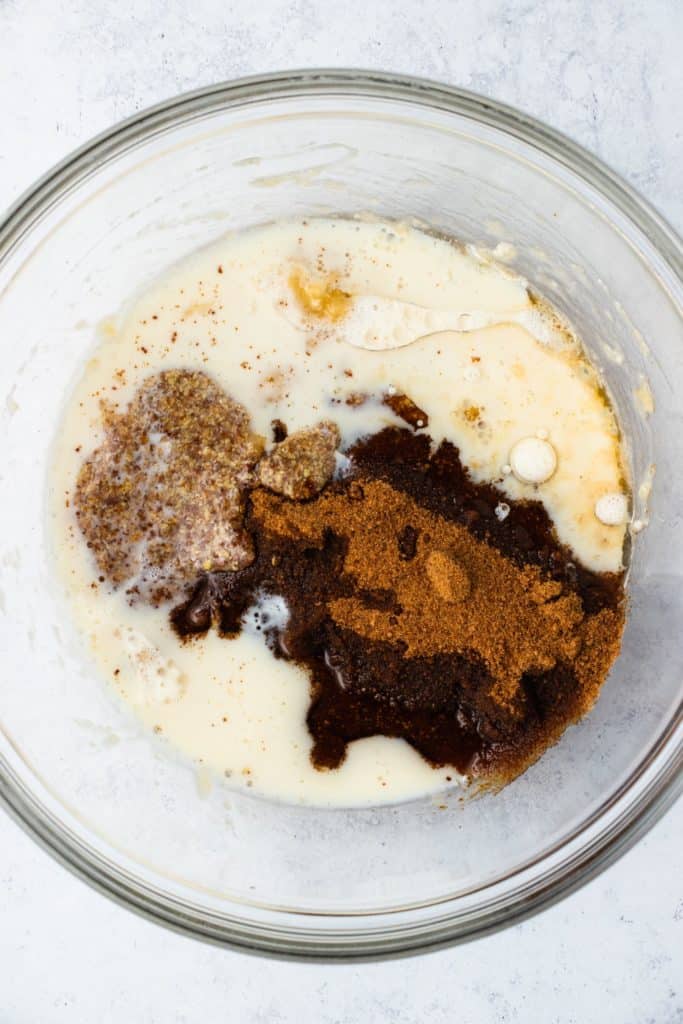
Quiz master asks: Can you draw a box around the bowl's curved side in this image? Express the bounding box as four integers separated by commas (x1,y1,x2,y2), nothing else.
0,69,681,958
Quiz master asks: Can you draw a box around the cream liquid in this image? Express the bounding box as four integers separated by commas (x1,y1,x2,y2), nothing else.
50,218,627,806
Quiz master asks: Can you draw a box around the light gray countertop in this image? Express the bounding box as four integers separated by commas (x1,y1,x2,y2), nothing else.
1,2,681,1021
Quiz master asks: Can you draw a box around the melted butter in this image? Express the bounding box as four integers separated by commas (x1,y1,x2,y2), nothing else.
288,267,351,321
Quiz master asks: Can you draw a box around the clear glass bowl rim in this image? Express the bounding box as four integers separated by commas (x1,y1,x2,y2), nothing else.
0,68,681,960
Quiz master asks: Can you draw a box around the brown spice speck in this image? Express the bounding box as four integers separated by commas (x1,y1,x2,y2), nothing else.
384,392,429,430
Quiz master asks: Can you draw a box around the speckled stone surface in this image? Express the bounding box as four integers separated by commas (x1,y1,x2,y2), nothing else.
0,2,681,1021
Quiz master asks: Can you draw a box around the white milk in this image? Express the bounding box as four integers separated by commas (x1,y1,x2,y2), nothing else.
49,218,627,806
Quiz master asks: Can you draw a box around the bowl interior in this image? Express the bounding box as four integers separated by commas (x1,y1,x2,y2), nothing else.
0,78,681,947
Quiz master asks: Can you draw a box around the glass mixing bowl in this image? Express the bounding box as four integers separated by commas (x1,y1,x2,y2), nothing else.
0,70,681,959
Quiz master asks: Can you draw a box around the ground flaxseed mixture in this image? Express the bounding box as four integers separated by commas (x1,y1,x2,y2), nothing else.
74,369,264,602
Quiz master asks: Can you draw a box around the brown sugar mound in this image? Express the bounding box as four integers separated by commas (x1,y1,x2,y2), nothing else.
75,369,264,603
251,480,591,709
